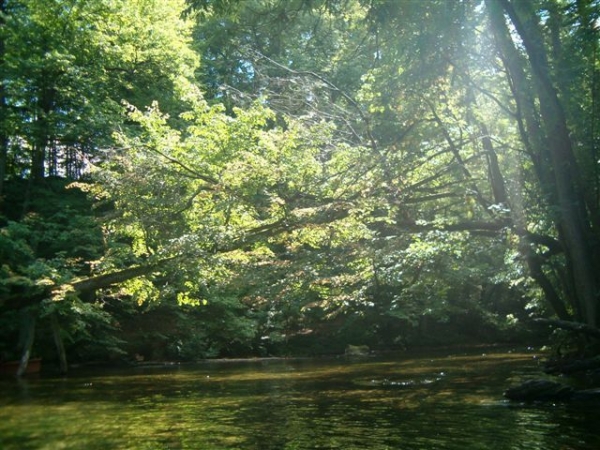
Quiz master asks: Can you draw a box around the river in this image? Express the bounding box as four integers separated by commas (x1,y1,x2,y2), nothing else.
1,346,599,449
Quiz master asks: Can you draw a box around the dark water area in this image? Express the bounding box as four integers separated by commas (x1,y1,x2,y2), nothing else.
1,346,599,449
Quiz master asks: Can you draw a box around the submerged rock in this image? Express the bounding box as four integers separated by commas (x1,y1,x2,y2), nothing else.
571,388,600,401
345,345,370,357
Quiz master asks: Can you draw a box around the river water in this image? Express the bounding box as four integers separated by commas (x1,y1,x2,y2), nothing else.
1,346,599,449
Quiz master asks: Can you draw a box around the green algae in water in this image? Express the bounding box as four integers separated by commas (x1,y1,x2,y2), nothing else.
1,348,599,450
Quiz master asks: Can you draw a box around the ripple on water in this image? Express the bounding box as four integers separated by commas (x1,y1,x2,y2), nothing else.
1,348,599,450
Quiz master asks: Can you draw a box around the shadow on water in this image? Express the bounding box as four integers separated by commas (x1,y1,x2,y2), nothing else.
1,346,599,449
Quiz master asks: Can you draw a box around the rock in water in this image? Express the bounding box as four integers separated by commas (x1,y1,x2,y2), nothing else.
504,379,574,401
345,345,370,357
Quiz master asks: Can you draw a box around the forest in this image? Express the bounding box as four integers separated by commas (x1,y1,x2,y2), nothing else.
1,0,599,375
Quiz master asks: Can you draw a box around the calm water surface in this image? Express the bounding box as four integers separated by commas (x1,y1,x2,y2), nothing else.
1,347,599,449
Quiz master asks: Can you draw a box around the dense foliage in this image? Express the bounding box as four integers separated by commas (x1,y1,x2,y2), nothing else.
1,0,599,370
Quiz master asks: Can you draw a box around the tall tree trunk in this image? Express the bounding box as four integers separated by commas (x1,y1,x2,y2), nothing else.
16,311,36,378
478,122,508,207
0,0,8,198
31,68,55,182
51,313,68,374
487,0,600,327
501,0,599,328
479,119,570,320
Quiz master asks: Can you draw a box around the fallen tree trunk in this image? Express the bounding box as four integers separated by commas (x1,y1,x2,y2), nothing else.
532,318,600,339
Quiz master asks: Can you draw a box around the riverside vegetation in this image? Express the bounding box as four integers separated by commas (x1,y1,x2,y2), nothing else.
1,0,600,393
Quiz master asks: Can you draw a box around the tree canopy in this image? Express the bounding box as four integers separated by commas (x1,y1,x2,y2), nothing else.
1,0,599,370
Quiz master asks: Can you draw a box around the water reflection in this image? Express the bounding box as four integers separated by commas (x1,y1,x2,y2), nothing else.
1,348,599,449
